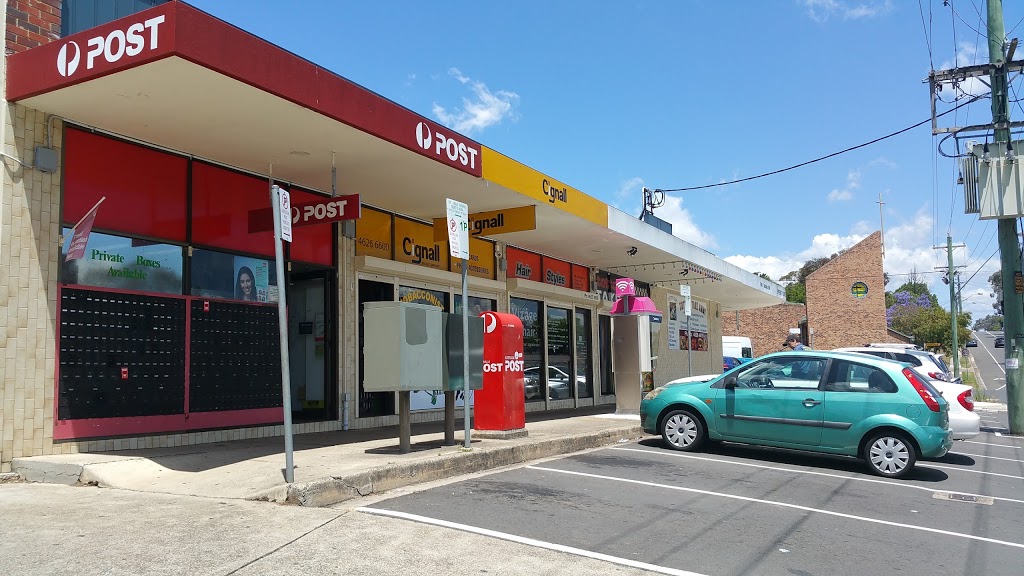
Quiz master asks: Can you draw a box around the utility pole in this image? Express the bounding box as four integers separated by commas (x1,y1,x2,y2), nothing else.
933,238,966,379
877,191,885,258
956,274,963,316
947,235,962,379
988,0,1024,434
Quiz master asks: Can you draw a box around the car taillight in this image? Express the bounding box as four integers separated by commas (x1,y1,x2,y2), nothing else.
903,367,940,412
958,389,975,412
927,372,947,381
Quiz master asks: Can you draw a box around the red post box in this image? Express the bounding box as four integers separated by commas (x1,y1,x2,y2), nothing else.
474,311,525,431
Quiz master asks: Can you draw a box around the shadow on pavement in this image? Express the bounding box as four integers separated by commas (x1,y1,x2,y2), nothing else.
75,404,618,473
635,437,950,482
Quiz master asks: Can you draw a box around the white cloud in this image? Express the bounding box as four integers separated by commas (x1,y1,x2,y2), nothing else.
803,0,892,22
827,189,853,202
432,68,520,134
618,176,645,204
656,195,718,250
937,42,988,99
724,231,866,281
725,254,801,282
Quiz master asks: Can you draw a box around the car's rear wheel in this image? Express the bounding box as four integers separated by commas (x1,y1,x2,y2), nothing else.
863,431,917,478
661,409,707,452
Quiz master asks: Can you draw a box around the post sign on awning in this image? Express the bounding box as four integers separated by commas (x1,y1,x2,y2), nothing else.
432,205,536,241
248,193,360,233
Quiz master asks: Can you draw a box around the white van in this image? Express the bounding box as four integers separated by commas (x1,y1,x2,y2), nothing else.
722,336,753,359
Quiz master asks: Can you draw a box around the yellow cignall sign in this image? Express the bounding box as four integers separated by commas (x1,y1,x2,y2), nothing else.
449,237,496,280
481,148,608,227
394,217,448,271
432,205,536,241
355,207,393,259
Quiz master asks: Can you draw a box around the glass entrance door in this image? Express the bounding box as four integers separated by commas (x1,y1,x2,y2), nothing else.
288,274,333,422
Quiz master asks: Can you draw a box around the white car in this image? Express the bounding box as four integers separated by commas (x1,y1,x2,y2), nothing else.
835,348,980,440
836,347,952,382
929,380,980,440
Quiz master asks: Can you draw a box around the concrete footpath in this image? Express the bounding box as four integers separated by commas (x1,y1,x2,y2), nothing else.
11,407,646,507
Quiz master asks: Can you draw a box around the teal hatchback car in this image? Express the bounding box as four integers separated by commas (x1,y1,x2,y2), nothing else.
640,351,953,478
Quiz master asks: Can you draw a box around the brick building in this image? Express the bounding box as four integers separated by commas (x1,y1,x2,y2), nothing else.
806,232,888,350
726,232,888,355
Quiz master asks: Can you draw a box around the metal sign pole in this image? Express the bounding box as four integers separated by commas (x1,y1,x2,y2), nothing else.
686,314,692,377
270,184,295,483
462,260,471,448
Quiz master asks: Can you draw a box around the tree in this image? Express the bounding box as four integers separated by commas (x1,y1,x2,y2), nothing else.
974,314,1004,331
892,280,939,307
754,272,772,281
989,271,1003,314
797,257,831,284
786,282,806,304
887,289,971,351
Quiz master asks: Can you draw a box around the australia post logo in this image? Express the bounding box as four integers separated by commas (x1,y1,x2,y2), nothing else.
414,121,480,171
483,351,524,374
57,15,166,78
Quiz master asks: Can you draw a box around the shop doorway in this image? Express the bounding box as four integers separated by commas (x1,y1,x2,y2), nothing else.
358,278,395,418
288,271,335,422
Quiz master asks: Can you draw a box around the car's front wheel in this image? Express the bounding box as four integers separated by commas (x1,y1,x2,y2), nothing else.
661,409,707,452
862,431,917,478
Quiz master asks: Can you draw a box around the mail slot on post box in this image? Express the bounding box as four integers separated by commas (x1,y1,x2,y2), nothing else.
474,312,526,431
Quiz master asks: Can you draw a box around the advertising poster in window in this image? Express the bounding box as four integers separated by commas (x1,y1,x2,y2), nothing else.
666,293,709,352
233,256,270,302
60,229,184,295
191,249,278,303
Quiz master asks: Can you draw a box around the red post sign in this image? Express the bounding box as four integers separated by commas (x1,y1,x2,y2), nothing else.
474,312,526,431
248,194,360,233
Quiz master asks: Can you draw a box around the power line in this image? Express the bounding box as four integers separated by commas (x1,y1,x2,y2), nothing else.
949,1,992,41
919,0,935,69
654,96,982,193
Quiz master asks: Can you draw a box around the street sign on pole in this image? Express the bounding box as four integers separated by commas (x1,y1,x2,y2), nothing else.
278,186,292,243
681,285,692,376
270,184,295,482
446,198,471,448
446,198,469,260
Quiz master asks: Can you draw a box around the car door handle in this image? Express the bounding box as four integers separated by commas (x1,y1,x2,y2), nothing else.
802,399,822,407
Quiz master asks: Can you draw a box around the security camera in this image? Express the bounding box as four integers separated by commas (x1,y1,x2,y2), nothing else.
627,246,638,256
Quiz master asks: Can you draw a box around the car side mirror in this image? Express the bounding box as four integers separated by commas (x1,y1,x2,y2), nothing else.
723,376,737,389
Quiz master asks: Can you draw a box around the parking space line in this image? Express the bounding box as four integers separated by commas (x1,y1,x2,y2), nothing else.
949,451,1024,464
963,440,1023,450
608,447,1024,505
923,463,1024,480
356,506,709,576
527,466,1024,550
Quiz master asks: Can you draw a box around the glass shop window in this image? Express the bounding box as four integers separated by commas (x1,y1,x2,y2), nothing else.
191,249,279,303
60,229,183,295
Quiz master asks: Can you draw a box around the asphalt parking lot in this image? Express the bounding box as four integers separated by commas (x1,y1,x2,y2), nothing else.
358,431,1024,576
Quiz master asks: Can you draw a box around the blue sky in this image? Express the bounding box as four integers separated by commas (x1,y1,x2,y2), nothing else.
188,0,1024,321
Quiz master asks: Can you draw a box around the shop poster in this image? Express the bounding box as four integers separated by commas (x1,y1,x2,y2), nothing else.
233,256,270,303
667,292,709,352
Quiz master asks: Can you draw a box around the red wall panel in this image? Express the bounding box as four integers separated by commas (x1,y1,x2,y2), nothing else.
571,264,590,292
289,189,334,266
63,128,188,242
191,162,275,257
507,248,541,281
542,257,571,288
